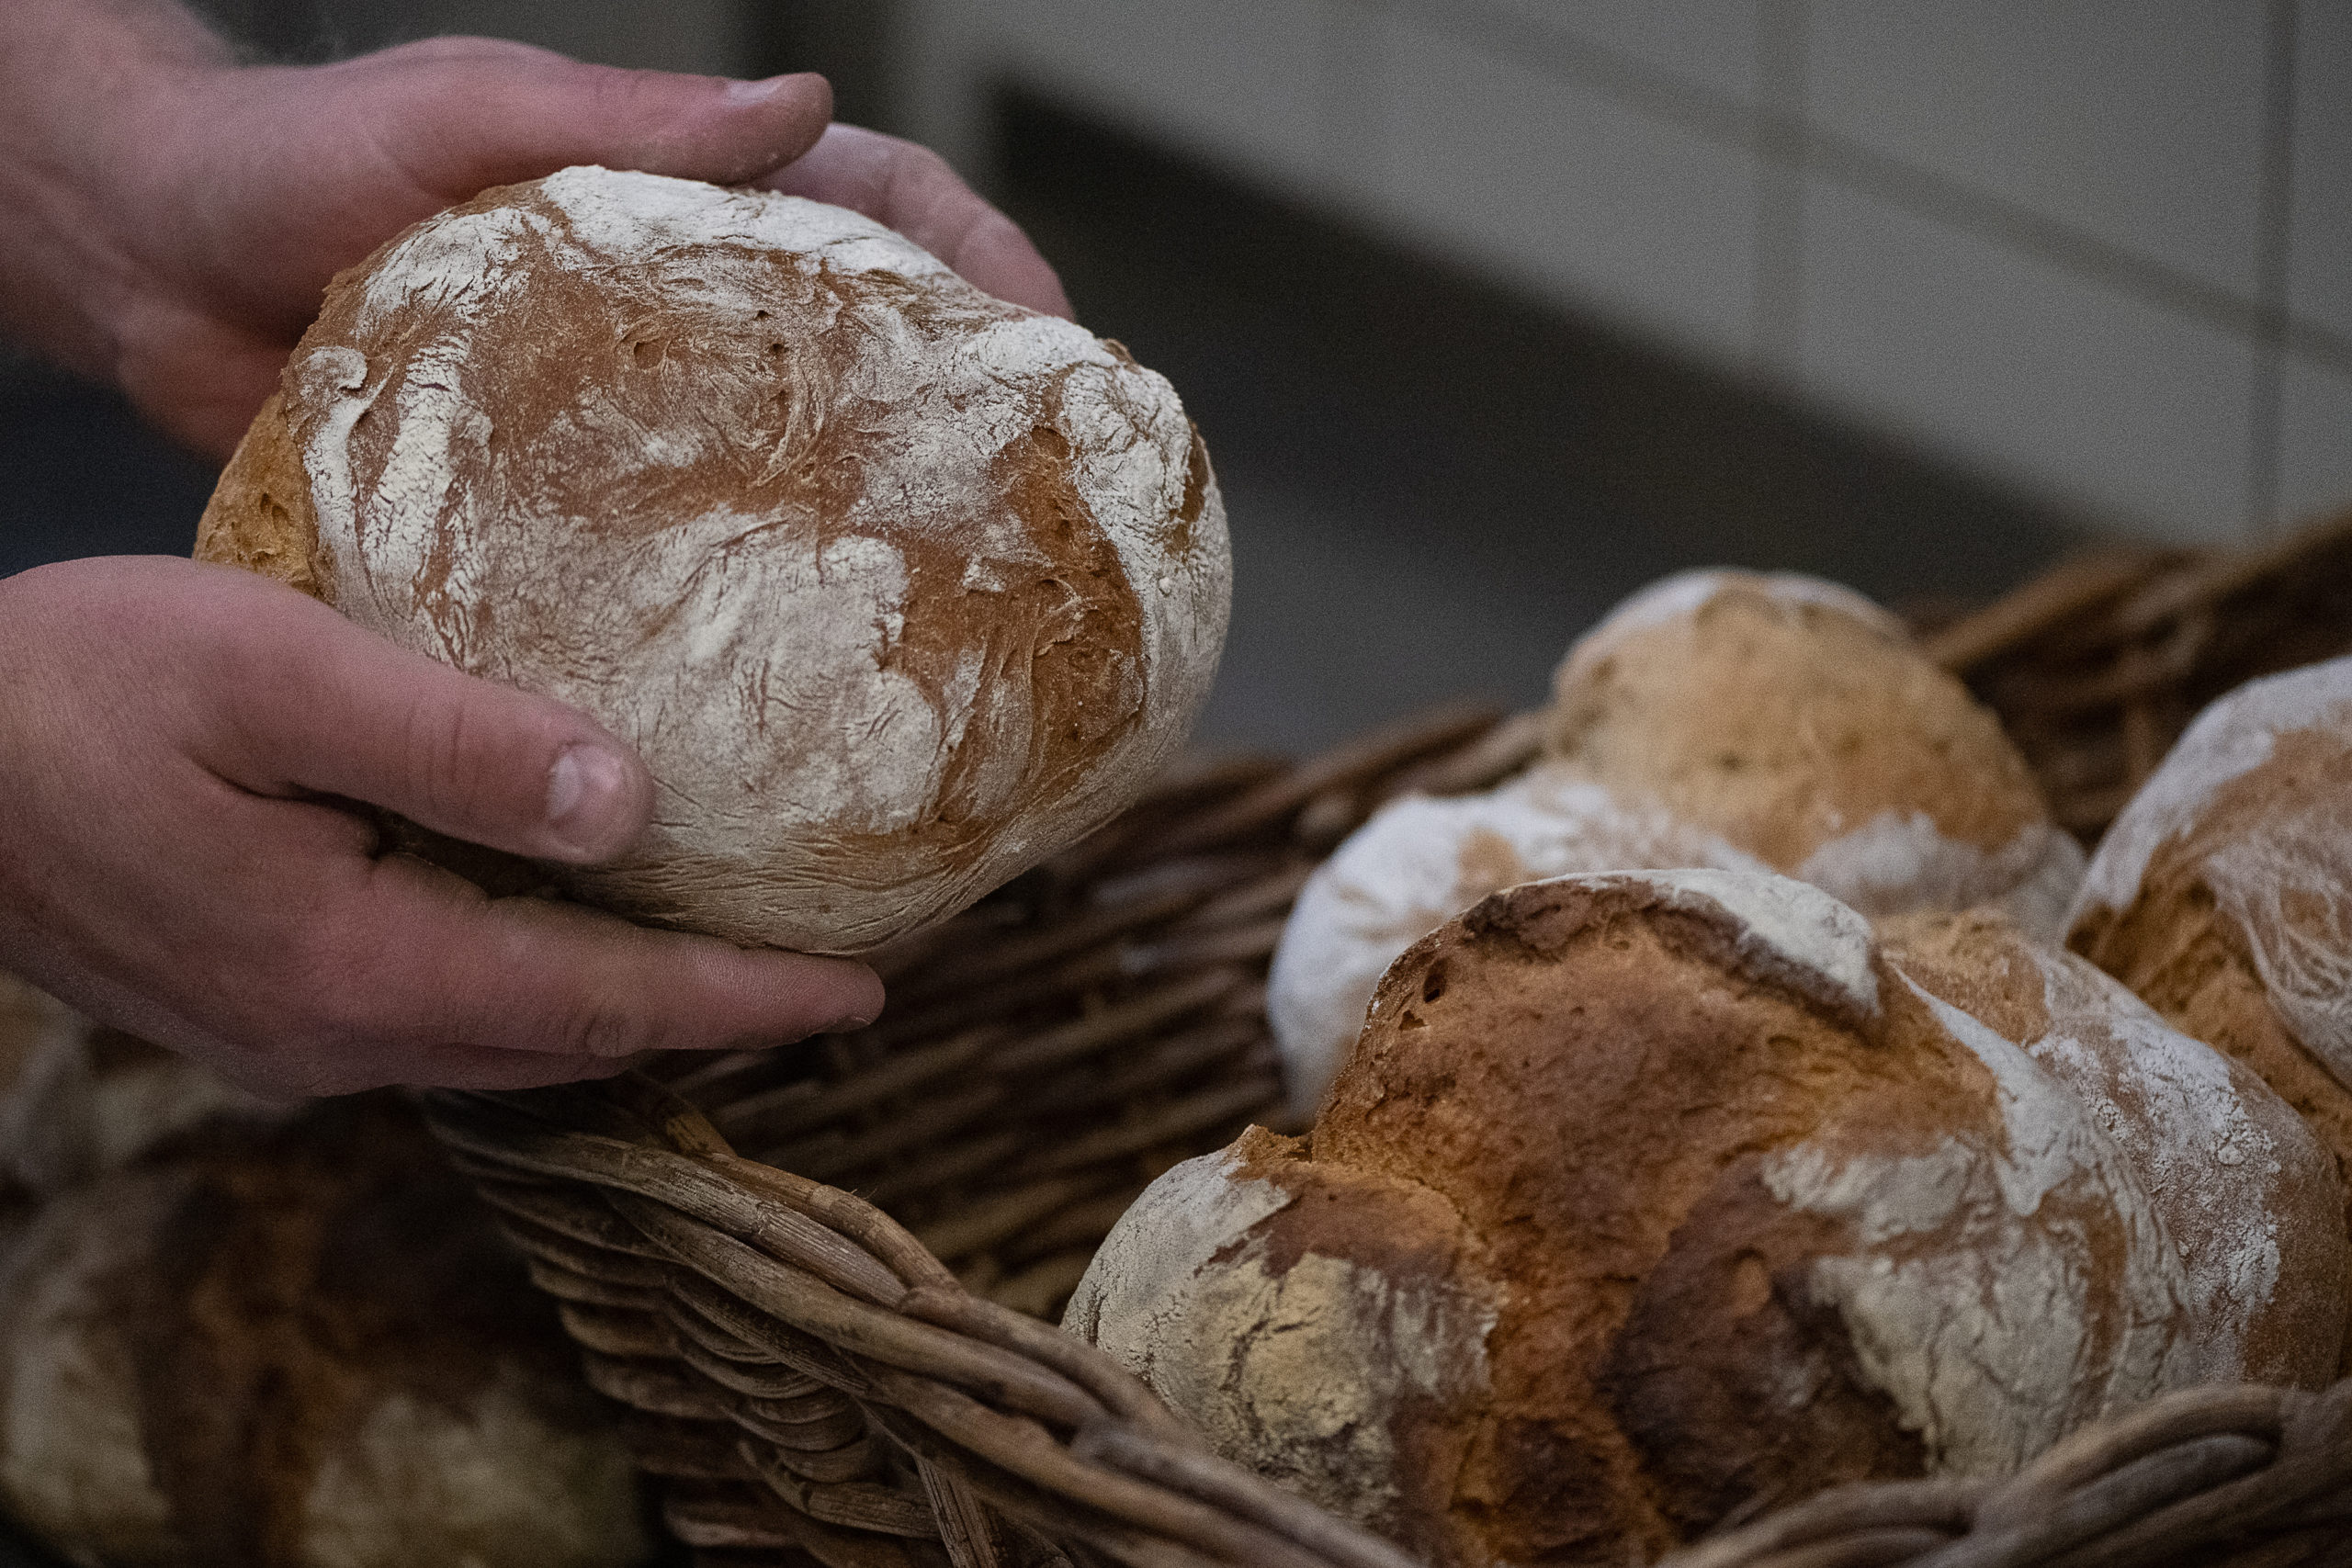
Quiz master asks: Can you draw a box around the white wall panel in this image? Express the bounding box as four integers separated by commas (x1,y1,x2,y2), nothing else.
1481,0,1764,105
1807,1,2268,300
1801,180,2257,543
2279,355,2352,526
2289,1,2352,341
1376,14,1758,366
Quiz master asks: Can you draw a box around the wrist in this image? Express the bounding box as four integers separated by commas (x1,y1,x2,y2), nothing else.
0,1,229,382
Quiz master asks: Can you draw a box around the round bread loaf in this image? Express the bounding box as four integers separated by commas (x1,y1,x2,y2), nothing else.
1881,907,2350,1379
1266,570,2082,1115
2068,657,2352,1193
0,1094,646,1568
1547,570,2083,926
1074,870,2274,1565
1265,763,1768,1114
196,165,1230,953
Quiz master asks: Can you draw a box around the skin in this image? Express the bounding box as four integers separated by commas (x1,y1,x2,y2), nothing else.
0,0,1074,1097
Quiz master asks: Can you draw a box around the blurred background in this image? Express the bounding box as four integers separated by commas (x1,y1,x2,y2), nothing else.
3,0,2346,751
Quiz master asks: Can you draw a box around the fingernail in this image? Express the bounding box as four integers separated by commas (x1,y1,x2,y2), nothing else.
820,1012,877,1035
724,73,794,105
545,744,636,858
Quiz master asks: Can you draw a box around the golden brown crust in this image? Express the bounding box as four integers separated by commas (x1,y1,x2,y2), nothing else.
2071,726,2352,1197
1890,908,2352,1384
1546,577,2047,868
193,393,328,603
239,169,1227,953
1308,880,1979,1563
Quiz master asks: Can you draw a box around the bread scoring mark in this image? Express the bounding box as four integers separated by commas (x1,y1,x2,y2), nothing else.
1633,869,1883,1025
1763,982,2190,1473
285,165,1228,952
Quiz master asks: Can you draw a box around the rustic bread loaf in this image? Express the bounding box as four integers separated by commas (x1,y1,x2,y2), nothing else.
1265,762,1768,1114
2068,657,2352,1194
1075,870,2286,1565
197,165,1230,954
1548,570,2085,926
0,1092,646,1568
1268,570,2082,1114
1881,907,2349,1380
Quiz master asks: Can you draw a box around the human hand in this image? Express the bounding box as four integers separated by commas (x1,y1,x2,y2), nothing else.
0,3,1069,459
0,556,884,1097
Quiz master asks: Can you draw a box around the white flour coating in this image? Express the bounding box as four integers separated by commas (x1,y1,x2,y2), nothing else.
294,166,1229,952
1764,982,2189,1473
2007,943,2322,1381
0,1179,179,1561
2073,656,2352,919
1626,868,1883,1022
1266,763,1766,1114
1797,811,2086,939
298,1368,646,1568
2070,658,2352,1088
2201,795,2352,1088
1066,1150,1493,1529
1571,569,1907,649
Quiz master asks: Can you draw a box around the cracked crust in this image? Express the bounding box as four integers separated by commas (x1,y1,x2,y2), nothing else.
1886,907,2350,1382
196,166,1229,953
1078,871,2213,1564
2069,663,2352,1217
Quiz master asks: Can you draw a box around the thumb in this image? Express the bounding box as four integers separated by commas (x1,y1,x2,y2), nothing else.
361,39,835,198
201,568,650,864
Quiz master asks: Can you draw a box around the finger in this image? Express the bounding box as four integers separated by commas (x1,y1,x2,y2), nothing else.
311,853,884,1061
360,39,836,198
194,568,652,864
761,126,1074,318
331,1042,645,1096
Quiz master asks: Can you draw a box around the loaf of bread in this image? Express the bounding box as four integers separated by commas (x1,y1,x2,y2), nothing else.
0,1091,647,1568
197,165,1230,954
1268,570,2082,1112
1074,870,2335,1565
1266,763,1766,1112
1547,571,2083,923
2068,657,2352,1192
1881,907,2349,1378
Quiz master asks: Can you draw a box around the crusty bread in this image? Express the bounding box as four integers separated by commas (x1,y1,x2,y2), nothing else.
2069,658,2352,1200
1265,761,1767,1115
1883,907,2350,1380
1268,570,2082,1116
198,165,1229,954
0,1090,645,1568
1077,870,2246,1565
1548,570,2083,924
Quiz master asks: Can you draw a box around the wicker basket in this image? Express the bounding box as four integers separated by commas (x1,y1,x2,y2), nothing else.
423,513,2352,1568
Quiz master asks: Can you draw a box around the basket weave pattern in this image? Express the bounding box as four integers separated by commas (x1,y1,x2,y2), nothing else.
429,519,2352,1568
